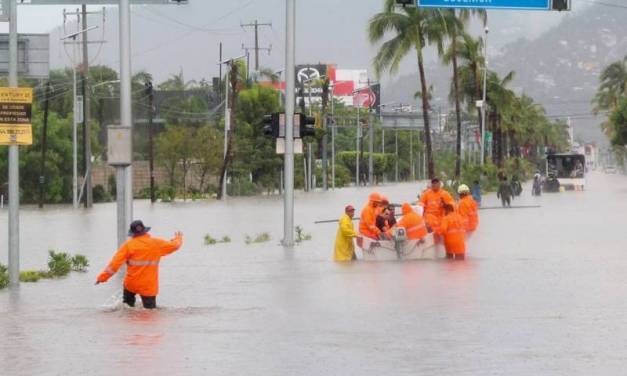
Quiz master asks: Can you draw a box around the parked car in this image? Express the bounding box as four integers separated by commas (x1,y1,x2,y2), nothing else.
605,166,617,174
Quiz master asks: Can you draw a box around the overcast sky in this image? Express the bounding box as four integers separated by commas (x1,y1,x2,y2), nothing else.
0,0,593,82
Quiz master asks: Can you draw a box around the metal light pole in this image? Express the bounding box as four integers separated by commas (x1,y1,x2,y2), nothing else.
395,128,399,182
8,0,19,286
283,0,295,247
118,0,133,246
331,83,335,189
356,106,360,186
480,25,489,165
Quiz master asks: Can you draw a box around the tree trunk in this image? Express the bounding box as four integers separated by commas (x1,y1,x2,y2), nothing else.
452,31,463,179
417,49,434,179
217,64,239,200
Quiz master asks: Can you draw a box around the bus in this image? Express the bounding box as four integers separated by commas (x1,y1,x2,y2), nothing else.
546,153,586,191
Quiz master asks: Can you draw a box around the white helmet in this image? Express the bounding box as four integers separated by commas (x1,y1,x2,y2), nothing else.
457,184,470,194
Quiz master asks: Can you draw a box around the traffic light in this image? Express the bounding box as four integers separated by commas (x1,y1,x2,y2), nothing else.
395,0,414,7
261,113,279,137
299,113,317,138
552,0,569,11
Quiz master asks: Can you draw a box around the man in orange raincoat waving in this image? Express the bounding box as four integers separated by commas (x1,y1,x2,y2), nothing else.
96,220,183,309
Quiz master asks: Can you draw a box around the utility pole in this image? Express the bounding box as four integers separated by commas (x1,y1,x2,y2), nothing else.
218,42,222,100
283,0,295,247
82,4,93,208
356,106,360,186
481,25,489,166
241,20,272,72
39,81,51,209
63,7,103,209
8,0,19,286
146,81,155,203
330,83,335,189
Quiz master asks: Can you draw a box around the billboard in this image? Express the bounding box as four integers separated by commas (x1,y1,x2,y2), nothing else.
0,34,50,78
353,84,380,113
295,64,328,97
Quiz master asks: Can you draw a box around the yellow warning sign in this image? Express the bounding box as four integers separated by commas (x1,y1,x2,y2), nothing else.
0,87,33,145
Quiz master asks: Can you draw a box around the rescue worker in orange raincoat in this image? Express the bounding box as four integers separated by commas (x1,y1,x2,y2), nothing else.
419,178,455,231
359,192,388,240
436,203,466,260
96,220,184,309
457,184,479,233
396,203,428,241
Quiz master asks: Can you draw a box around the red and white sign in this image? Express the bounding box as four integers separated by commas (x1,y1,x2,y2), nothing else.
352,87,376,108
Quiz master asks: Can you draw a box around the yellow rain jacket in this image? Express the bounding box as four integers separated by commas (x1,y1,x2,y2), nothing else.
334,213,358,261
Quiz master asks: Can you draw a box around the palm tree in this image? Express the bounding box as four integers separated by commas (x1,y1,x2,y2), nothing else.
368,0,445,178
158,69,197,91
592,57,626,143
441,10,486,179
486,70,515,166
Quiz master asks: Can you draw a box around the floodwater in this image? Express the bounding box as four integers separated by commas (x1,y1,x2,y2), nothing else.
1,172,626,375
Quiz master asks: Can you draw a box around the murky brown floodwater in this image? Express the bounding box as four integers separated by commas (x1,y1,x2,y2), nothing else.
1,171,626,375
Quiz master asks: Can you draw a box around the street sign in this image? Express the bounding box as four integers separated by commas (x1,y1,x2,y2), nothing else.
0,87,33,145
107,126,132,166
417,0,551,10
0,34,49,78
485,130,493,145
75,95,84,123
20,1,187,4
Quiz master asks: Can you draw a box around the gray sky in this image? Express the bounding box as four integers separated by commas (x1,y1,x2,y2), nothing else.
1,0,592,82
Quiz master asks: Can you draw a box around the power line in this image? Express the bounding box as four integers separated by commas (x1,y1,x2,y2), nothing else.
241,20,272,72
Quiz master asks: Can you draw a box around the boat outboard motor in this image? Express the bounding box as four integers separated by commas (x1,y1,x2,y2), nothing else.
393,227,407,242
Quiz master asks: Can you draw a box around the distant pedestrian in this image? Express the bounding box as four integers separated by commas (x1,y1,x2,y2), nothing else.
96,220,184,309
532,173,543,196
335,205,358,261
497,178,513,207
511,175,523,197
471,180,482,207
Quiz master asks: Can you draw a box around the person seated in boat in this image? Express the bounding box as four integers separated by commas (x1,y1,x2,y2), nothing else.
376,205,394,234
334,205,358,261
436,203,466,260
457,184,479,233
396,203,428,241
420,178,454,230
359,192,389,240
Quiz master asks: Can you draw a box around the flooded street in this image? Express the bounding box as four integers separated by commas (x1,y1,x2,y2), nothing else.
1,171,626,375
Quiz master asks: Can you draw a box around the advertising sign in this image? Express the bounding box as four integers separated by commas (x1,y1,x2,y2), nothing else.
352,84,380,113
0,87,33,145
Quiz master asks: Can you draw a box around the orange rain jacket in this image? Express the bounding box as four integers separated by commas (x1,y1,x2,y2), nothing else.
436,211,466,255
420,189,454,228
458,195,479,232
396,203,428,240
359,202,381,240
97,233,183,297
